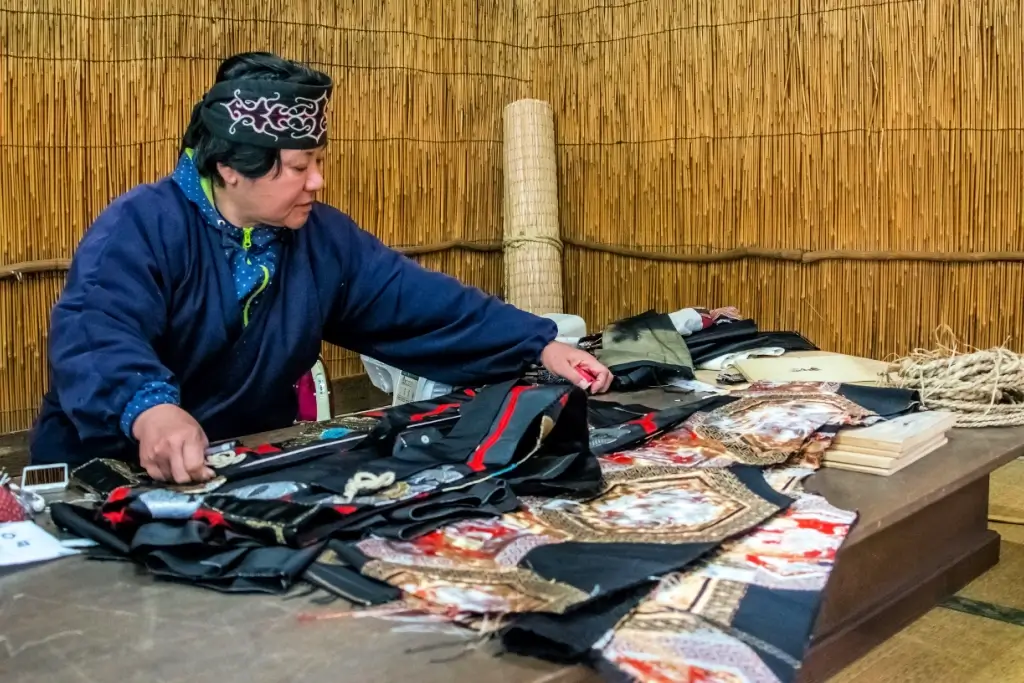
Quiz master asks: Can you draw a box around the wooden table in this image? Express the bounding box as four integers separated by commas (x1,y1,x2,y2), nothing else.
2,389,1022,683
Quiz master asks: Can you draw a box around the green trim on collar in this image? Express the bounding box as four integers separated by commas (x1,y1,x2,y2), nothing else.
183,147,251,229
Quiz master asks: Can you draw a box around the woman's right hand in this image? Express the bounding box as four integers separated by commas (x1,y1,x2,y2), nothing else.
133,404,215,484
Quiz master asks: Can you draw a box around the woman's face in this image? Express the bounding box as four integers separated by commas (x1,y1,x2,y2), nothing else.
218,146,326,229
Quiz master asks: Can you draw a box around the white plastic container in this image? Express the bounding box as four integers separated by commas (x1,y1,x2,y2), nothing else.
541,313,587,343
360,355,453,406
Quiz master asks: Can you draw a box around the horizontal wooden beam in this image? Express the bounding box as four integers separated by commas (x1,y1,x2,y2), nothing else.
6,242,1024,282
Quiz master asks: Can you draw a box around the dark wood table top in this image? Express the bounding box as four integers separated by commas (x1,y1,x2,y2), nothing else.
2,386,1022,683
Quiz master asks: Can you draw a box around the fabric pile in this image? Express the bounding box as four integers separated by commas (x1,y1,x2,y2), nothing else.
50,359,920,682
532,308,819,390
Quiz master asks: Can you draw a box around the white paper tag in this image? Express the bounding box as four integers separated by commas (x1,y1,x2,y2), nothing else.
0,521,80,567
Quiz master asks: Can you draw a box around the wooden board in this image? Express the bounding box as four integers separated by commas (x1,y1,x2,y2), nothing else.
821,440,945,476
832,411,957,453
823,435,948,468
732,354,889,385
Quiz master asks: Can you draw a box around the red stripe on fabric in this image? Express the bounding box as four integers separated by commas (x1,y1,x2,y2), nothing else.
627,412,659,435
410,403,461,422
107,486,132,503
464,389,477,397
467,386,530,472
194,508,226,527
332,505,357,515
254,444,281,455
103,510,128,525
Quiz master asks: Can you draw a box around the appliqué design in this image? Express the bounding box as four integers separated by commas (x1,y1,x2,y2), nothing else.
529,466,779,544
221,90,329,144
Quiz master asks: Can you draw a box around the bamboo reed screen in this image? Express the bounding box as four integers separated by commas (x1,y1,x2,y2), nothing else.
1,0,1022,434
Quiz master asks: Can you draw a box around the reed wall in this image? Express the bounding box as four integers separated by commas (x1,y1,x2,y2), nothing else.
1,0,1021,433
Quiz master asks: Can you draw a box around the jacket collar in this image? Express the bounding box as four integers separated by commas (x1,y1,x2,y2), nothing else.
171,149,285,249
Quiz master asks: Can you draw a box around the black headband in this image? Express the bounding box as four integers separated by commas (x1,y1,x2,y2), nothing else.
199,79,333,149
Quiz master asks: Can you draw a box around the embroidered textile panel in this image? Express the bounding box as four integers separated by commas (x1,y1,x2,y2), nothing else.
596,474,857,683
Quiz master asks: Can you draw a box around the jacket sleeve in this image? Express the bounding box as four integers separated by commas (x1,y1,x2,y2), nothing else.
318,210,558,386
47,193,179,442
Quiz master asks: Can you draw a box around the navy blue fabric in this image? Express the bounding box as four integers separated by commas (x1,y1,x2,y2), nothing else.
730,586,821,683
31,162,557,468
120,153,287,438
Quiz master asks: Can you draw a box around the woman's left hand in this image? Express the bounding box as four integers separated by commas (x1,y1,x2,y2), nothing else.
540,341,613,394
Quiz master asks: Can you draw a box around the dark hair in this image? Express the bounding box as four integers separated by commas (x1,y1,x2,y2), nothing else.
180,52,331,184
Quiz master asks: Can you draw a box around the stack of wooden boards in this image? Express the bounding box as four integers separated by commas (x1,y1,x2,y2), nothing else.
823,411,958,476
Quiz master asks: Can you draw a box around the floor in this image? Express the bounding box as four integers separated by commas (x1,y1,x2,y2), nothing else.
831,459,1024,682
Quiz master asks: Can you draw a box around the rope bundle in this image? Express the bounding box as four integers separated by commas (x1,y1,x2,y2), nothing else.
885,329,1024,428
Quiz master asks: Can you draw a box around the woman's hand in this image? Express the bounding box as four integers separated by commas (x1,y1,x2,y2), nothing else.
540,341,613,394
133,404,215,484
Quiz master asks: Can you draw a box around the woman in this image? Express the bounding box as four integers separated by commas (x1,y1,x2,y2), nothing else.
30,52,611,485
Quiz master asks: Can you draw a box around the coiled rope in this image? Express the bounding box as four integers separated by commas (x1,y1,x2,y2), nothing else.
884,328,1024,428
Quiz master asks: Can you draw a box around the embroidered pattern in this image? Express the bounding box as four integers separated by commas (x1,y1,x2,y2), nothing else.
691,492,856,591
206,451,247,469
598,614,784,683
530,466,777,544
357,512,564,571
221,90,329,144
598,388,877,471
361,561,588,615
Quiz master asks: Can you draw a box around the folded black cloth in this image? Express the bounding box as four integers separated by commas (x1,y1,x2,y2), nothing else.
50,501,323,594
502,582,654,663
595,311,696,391
304,540,402,605
836,384,920,418
690,329,818,367
588,396,737,456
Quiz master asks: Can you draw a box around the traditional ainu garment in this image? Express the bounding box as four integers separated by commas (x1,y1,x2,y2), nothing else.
49,381,601,590
312,382,916,678
30,73,558,469
51,380,919,680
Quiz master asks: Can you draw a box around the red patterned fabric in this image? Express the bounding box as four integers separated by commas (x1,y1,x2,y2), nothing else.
0,486,26,523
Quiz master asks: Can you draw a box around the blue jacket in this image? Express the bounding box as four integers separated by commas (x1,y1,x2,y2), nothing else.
30,155,558,468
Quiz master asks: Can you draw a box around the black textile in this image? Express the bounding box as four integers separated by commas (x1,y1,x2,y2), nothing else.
199,78,333,149
686,318,759,351
837,384,920,418
501,466,794,661
525,541,719,598
595,311,696,391
135,522,324,594
730,586,821,683
339,480,519,541
502,583,654,663
50,501,321,594
690,329,819,367
50,501,131,555
588,396,738,456
303,540,402,606
586,400,657,429
65,380,600,597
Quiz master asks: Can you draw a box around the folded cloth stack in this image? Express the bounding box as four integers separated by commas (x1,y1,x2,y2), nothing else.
530,306,819,392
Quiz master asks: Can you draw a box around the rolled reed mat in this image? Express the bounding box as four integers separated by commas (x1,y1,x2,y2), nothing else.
502,98,564,315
